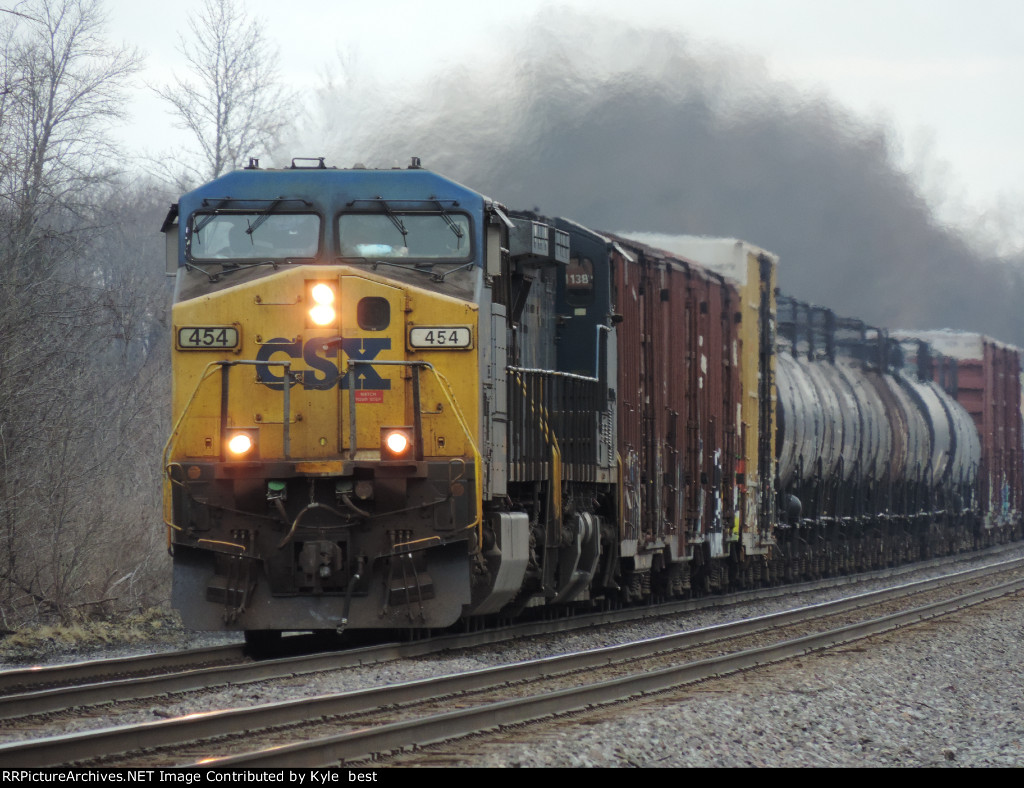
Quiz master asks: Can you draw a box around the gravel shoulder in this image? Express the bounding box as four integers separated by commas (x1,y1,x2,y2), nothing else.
427,590,1024,768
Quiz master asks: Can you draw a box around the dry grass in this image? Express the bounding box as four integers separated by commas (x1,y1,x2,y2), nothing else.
0,607,184,662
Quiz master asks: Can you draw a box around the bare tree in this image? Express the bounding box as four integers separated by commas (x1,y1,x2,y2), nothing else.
0,0,149,626
155,0,294,185
0,0,141,275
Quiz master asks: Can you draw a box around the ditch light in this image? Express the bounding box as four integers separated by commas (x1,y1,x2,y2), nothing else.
381,427,415,461
226,429,258,458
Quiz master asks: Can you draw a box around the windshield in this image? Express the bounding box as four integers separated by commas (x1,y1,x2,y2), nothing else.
189,213,320,261
338,212,471,260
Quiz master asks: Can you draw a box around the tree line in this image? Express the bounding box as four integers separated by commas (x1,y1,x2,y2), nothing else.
0,0,288,628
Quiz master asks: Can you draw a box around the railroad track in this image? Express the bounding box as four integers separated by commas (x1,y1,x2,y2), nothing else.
2,550,1022,767
1,542,1018,721
5,540,1019,700
0,643,249,697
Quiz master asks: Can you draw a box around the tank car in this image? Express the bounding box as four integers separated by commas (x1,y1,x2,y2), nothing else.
892,330,1023,540
772,296,984,576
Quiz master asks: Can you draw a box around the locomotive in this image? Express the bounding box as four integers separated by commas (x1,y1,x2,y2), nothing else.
161,158,1022,637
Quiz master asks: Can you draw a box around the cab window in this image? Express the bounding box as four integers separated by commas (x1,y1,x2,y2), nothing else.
189,213,320,260
338,212,471,260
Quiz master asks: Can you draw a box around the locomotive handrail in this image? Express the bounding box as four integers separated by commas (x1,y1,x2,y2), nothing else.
344,359,427,459
510,368,564,521
424,363,484,548
506,365,599,383
345,358,484,548
215,359,294,459
162,360,226,542
162,358,295,467
161,358,294,545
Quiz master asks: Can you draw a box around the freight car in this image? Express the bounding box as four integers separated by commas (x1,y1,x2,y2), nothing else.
769,297,986,577
892,330,1023,533
160,159,1022,638
611,235,1017,577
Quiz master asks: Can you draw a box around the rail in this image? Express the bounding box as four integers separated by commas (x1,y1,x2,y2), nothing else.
6,553,1021,767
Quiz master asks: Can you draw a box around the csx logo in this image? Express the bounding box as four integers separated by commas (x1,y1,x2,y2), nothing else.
255,337,392,391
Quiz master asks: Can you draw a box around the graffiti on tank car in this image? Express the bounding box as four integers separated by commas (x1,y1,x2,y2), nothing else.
255,337,392,391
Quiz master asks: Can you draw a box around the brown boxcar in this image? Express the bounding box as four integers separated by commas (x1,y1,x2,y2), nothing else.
606,233,744,585
619,235,778,555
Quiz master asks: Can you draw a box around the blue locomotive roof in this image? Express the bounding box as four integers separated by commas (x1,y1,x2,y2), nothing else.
168,164,491,271
178,165,486,215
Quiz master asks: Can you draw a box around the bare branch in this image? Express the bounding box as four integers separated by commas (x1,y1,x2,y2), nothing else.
154,0,295,181
0,0,142,275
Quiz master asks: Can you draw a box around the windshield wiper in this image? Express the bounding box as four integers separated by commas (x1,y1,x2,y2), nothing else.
334,256,432,276
193,199,232,234
434,200,465,247
184,259,300,283
223,258,298,273
193,197,312,236
246,198,283,236
368,258,434,276
430,260,475,282
380,201,409,244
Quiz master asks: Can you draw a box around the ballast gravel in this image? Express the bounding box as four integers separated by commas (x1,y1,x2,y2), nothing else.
2,545,1024,766
452,589,1024,768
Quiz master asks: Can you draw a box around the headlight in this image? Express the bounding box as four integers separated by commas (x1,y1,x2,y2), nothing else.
226,430,258,458
311,283,335,305
308,281,337,326
309,304,336,325
381,427,415,461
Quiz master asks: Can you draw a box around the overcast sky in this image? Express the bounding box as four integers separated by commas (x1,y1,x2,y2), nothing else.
104,0,1023,250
